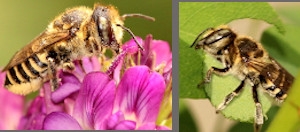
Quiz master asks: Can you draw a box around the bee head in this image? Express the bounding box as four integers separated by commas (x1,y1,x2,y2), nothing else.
191,26,236,54
92,4,123,53
92,4,155,53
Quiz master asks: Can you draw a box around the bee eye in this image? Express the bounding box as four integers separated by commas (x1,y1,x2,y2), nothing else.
101,7,108,12
205,29,232,45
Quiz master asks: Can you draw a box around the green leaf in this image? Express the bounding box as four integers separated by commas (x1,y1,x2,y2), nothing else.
267,72,300,132
179,2,285,43
179,2,285,124
230,106,279,132
276,8,300,26
179,38,207,98
261,25,300,76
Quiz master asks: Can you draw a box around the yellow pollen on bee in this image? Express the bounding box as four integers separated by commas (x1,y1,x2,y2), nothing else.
7,78,43,95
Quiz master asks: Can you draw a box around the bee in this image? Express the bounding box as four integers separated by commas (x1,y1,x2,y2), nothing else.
3,3,154,95
190,25,294,132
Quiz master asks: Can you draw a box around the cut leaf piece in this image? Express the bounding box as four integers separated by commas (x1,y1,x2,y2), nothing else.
204,54,272,123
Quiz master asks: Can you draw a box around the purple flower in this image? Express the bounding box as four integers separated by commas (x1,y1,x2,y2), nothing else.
18,96,47,130
0,71,24,130
108,66,166,130
42,65,167,130
3,34,172,130
122,35,172,128
43,72,115,130
123,34,172,73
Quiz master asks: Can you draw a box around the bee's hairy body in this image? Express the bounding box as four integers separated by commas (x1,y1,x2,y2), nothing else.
3,4,132,95
191,25,294,131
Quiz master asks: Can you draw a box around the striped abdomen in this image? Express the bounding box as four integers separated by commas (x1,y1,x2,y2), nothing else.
5,53,48,95
260,63,294,101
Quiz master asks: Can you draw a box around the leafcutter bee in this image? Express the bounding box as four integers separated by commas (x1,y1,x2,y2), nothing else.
191,25,294,132
3,3,154,95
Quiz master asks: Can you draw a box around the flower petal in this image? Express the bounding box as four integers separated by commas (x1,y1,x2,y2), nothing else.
140,34,152,65
73,72,116,129
137,123,156,130
115,120,136,130
43,112,82,130
81,56,101,73
42,83,64,114
114,66,166,126
105,111,125,130
136,69,166,123
0,72,24,130
90,56,101,71
125,35,172,70
64,98,75,116
108,38,143,81
71,60,86,81
20,113,46,130
51,83,80,103
122,36,143,54
59,72,81,84
17,96,46,130
151,39,172,66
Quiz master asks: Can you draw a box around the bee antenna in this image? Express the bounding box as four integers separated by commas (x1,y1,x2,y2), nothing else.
122,14,155,22
190,27,214,48
116,24,144,51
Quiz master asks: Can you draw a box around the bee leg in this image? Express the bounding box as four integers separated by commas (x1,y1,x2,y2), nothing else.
252,84,263,132
47,57,59,91
198,66,230,88
216,79,245,113
62,61,75,72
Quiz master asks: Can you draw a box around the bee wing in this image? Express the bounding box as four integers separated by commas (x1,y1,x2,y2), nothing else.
247,58,269,72
246,57,276,79
269,57,285,70
268,56,294,78
3,30,70,71
248,57,292,82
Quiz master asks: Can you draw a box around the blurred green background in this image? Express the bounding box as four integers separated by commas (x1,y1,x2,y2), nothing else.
0,0,171,67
